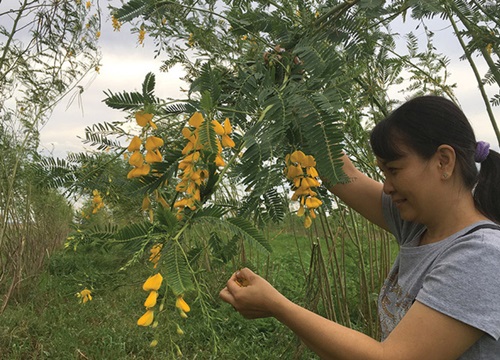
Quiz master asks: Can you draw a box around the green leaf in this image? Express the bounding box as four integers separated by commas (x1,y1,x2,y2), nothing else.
225,217,272,253
165,242,194,295
142,72,156,100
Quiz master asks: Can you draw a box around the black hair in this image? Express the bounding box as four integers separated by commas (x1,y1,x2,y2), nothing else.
370,95,500,224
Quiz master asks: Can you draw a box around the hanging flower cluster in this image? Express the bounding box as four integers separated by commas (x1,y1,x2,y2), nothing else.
284,150,322,228
127,133,164,179
173,112,235,220
76,288,93,303
91,189,104,214
149,243,163,268
125,111,166,222
137,273,163,327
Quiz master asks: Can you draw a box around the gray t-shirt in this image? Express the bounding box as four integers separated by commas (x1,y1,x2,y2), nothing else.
378,193,500,359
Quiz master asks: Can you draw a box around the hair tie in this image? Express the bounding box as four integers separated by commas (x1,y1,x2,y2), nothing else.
475,141,490,163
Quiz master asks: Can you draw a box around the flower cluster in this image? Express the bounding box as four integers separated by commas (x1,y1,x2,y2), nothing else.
149,243,163,268
76,288,92,303
284,150,322,228
173,112,234,220
126,112,164,180
91,189,104,214
137,273,163,327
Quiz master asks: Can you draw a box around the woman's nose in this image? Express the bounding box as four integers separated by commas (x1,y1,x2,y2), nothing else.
383,177,394,195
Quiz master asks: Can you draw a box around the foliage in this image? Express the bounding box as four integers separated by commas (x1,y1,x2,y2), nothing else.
56,0,500,355
0,0,102,311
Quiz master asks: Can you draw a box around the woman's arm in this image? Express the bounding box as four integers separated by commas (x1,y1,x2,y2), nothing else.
220,268,484,360
324,153,388,231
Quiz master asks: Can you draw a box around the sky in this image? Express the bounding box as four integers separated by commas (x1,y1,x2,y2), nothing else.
38,6,500,159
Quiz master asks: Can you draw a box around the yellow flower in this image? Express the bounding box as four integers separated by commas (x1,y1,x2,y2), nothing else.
127,163,150,179
138,25,146,45
175,295,190,313
145,136,164,151
78,288,92,303
128,151,144,167
145,149,163,163
290,150,307,165
137,309,154,326
85,1,91,9
112,15,122,31
135,111,155,128
304,215,312,229
149,243,163,266
127,136,142,152
96,31,101,39
211,120,225,135
143,273,163,291
144,291,159,308
286,164,303,179
305,197,322,209
150,339,158,347
141,195,151,211
189,112,204,128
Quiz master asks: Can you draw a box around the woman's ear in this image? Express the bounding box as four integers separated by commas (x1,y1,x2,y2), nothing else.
436,144,456,179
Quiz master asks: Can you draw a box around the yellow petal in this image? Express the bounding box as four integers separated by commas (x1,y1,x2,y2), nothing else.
306,166,319,178
141,196,151,211
211,120,225,135
129,151,144,167
302,155,316,168
305,197,322,209
148,120,158,130
221,134,235,148
286,164,303,179
182,141,194,155
135,111,153,127
290,150,307,165
145,149,163,163
150,340,158,347
144,291,159,308
137,310,154,326
223,118,232,134
304,177,320,188
297,205,305,217
182,127,194,140
127,136,142,152
143,273,163,291
136,164,151,176
304,215,312,229
188,112,204,128
176,296,190,312
215,154,226,167
145,136,164,151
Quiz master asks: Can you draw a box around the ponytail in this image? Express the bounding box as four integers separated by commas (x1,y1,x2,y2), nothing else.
474,149,500,224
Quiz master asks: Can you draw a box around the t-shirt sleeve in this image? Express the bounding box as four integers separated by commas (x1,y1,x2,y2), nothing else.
416,230,500,340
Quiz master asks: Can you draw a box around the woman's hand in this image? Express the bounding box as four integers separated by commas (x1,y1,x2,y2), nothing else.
219,267,288,319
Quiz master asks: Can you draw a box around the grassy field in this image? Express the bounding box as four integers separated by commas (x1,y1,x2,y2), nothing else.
0,229,325,360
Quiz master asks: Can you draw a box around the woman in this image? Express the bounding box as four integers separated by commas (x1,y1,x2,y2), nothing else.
219,96,500,359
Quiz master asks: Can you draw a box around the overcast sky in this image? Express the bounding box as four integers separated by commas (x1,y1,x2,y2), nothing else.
39,8,500,159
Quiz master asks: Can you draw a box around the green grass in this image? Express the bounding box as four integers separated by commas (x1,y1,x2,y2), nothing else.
0,232,320,360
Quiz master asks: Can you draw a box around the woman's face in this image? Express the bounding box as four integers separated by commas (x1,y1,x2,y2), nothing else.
377,146,442,224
